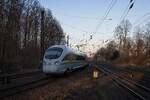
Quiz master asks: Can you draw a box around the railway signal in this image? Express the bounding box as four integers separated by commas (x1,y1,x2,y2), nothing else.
90,35,93,39
67,35,69,46
40,9,45,60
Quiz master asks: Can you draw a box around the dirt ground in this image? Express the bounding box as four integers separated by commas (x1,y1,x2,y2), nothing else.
3,66,139,100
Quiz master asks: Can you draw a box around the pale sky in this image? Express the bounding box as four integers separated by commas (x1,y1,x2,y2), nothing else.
39,0,150,53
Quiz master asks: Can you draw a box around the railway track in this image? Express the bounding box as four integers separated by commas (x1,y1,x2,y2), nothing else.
96,65,150,100
0,66,88,99
0,69,42,84
0,70,53,99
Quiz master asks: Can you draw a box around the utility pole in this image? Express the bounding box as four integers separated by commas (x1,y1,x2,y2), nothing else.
67,35,69,46
40,9,45,60
76,45,80,51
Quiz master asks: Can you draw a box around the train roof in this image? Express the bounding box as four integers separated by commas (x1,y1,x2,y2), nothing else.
48,45,86,56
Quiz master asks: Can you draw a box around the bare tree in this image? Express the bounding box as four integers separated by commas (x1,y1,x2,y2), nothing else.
0,0,66,73
133,26,145,57
115,19,132,50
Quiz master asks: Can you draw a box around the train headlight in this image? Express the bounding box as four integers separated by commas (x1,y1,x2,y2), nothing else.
54,61,60,65
43,60,46,65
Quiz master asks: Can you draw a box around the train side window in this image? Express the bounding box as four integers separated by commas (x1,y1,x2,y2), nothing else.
76,55,85,60
63,53,76,61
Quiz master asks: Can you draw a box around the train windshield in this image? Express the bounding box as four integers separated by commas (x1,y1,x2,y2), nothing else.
45,47,63,59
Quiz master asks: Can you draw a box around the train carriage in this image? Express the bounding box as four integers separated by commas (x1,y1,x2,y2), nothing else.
42,45,88,74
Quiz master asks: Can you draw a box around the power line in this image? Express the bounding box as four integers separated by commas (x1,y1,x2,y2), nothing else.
119,0,135,21
60,22,89,33
133,11,150,26
60,22,110,47
119,3,130,21
94,0,117,34
135,16,150,27
118,0,150,27
62,24,112,48
122,2,134,21
51,9,101,20
115,0,135,28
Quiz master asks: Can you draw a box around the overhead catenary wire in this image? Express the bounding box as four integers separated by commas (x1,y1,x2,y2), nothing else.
135,16,150,27
60,22,89,33
60,22,113,49
86,0,117,50
115,0,135,29
133,11,150,27
50,0,117,45
51,9,101,20
61,22,114,43
94,0,117,34
120,0,135,21
122,2,134,21
120,0,150,29
86,0,117,46
119,3,130,21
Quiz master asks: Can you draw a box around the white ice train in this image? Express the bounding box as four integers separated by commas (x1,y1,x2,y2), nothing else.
42,45,88,74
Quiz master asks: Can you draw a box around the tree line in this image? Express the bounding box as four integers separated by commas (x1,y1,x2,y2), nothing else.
94,19,150,66
0,0,66,73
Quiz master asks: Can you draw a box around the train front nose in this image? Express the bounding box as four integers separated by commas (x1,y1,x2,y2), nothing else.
43,65,57,73
43,61,56,73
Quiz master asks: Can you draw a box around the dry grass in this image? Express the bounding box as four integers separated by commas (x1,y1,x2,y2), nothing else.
3,69,93,100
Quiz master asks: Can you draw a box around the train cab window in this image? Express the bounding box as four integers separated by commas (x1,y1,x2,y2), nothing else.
45,47,63,59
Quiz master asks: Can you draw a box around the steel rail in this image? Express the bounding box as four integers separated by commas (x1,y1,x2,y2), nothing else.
0,69,42,84
96,65,150,100
0,75,52,99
